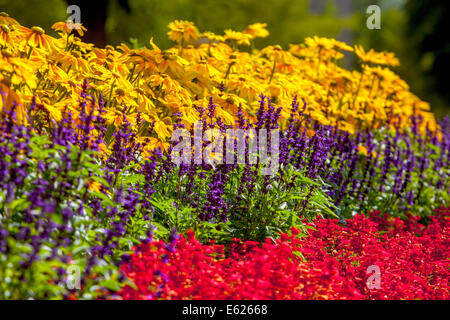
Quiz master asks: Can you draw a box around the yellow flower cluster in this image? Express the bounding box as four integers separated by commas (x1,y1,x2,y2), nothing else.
0,13,437,154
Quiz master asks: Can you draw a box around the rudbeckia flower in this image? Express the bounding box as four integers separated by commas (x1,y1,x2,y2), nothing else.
304,36,353,61
52,20,87,37
0,12,19,26
168,20,200,44
289,44,315,58
152,116,172,140
261,45,292,64
53,50,91,73
305,36,335,51
224,29,252,46
0,14,438,149
203,32,225,43
0,24,14,46
22,26,58,52
354,45,400,67
0,81,26,123
243,23,269,38
0,51,37,86
35,95,63,121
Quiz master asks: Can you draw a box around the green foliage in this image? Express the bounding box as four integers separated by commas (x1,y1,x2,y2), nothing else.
0,130,156,299
0,133,114,299
223,164,337,242
334,127,450,219
353,0,449,117
145,160,337,244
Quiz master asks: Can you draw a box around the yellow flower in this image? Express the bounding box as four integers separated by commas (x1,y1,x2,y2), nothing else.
87,180,102,193
141,136,170,153
243,23,269,38
182,44,207,61
305,36,335,51
304,36,353,60
35,96,63,121
0,12,19,26
0,24,15,46
22,26,59,52
206,42,233,61
227,74,260,102
203,32,225,43
261,45,292,63
167,20,200,43
153,116,172,141
70,36,94,51
0,82,26,123
113,87,134,106
90,47,129,74
354,45,400,66
358,145,368,155
215,106,235,125
0,14,437,151
52,21,87,37
333,39,353,52
224,29,252,46
53,50,91,73
159,49,189,76
358,145,377,157
289,44,314,58
0,51,37,86
133,87,156,115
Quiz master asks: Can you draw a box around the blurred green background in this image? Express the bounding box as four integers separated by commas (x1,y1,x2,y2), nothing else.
1,0,448,117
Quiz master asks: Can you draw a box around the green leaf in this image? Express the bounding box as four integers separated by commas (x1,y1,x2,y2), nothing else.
105,124,116,146
7,198,31,212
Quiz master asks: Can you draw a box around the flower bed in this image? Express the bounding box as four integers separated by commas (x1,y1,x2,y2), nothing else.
0,14,449,300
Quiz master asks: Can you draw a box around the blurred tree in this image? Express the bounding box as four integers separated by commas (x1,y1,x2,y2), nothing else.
353,0,449,117
405,0,450,116
0,0,351,49
0,0,66,34
65,0,131,46
105,0,351,49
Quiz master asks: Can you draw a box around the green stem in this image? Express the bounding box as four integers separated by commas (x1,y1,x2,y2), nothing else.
131,70,142,85
352,66,365,108
179,32,184,57
107,79,116,108
33,70,48,94
269,59,276,84
127,64,136,81
316,48,322,79
27,46,33,59
65,33,70,51
224,62,235,80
